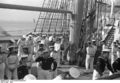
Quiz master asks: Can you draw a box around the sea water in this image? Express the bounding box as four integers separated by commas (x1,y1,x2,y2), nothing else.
0,21,35,36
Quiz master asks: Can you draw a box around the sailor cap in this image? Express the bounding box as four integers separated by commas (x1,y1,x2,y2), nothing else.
23,74,36,80
69,67,80,78
102,48,110,52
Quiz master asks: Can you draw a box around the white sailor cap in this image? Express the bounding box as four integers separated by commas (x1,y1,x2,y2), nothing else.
69,67,80,79
117,45,120,48
28,35,33,38
22,35,26,38
23,74,36,80
102,48,110,52
49,45,54,48
92,40,96,42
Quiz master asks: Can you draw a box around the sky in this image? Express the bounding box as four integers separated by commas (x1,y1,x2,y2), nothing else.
0,0,120,22
0,0,45,36
0,0,44,22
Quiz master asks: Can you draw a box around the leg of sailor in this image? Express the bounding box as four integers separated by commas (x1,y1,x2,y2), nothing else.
0,63,5,79
85,54,90,70
6,68,12,79
12,68,18,79
90,56,94,71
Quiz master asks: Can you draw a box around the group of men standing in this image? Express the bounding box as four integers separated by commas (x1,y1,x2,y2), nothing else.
85,39,120,80
0,32,70,80
1,19,120,80
85,19,120,80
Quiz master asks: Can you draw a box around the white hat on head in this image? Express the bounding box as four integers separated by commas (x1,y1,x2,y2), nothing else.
28,34,33,38
102,48,110,52
42,35,46,37
92,40,96,42
40,40,45,44
69,67,80,79
23,74,36,80
118,45,120,48
22,35,26,38
49,36,53,41
49,45,54,48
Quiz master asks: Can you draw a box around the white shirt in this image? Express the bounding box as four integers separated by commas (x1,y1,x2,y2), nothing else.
21,54,28,58
54,43,61,51
86,45,97,56
41,39,46,44
49,36,53,41
50,51,59,60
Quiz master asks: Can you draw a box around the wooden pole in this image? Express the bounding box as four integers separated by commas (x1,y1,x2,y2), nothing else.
69,0,84,64
0,3,72,14
110,0,114,17
69,0,84,46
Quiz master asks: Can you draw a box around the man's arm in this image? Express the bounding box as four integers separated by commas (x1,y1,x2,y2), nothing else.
51,59,57,71
86,47,90,54
106,60,114,73
17,39,21,46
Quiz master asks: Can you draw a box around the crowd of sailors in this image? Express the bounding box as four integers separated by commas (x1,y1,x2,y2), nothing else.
91,18,120,80
0,32,80,80
1,19,120,80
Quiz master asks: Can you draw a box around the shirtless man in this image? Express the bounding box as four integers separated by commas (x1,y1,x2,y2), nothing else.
6,46,19,80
